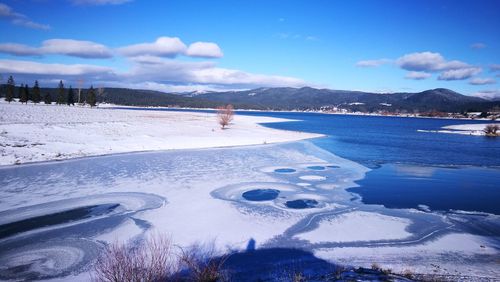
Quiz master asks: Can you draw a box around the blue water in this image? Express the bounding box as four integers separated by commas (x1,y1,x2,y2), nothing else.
233,111,500,168
247,112,500,214
242,189,280,201
133,108,499,167
115,108,500,214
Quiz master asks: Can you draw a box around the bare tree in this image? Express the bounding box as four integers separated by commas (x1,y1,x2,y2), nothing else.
484,124,499,137
77,78,84,104
217,104,234,129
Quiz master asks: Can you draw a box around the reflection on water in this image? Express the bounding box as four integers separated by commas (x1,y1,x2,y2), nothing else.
0,204,119,239
394,165,437,178
242,189,280,201
348,164,500,214
285,199,319,209
274,168,296,173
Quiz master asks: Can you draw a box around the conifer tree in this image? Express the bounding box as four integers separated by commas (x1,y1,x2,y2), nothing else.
44,93,52,104
87,85,96,107
67,86,75,105
5,75,14,103
18,84,25,103
57,80,65,105
25,84,30,103
32,80,41,103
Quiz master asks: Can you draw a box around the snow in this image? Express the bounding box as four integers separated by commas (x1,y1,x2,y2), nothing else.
418,123,500,136
296,211,412,243
0,102,499,280
0,102,322,166
299,175,327,181
314,233,499,278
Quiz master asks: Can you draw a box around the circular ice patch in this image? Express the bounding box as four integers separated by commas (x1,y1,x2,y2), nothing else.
285,199,319,209
307,166,326,171
274,168,296,173
299,175,326,181
0,238,102,280
242,189,280,201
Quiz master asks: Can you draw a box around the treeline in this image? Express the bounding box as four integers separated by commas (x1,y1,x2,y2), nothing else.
0,75,238,108
1,75,97,107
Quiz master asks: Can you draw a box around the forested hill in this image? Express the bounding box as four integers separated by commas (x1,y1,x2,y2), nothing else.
2,84,498,113
195,87,498,112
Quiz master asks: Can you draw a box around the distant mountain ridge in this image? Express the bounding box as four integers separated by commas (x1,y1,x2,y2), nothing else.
3,85,498,112
195,87,495,112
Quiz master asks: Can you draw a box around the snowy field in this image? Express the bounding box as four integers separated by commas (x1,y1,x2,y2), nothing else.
0,102,499,281
0,101,321,166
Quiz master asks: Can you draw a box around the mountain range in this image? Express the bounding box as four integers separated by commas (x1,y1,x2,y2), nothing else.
4,85,499,113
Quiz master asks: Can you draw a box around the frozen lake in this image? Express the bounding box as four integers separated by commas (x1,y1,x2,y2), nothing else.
1,139,499,280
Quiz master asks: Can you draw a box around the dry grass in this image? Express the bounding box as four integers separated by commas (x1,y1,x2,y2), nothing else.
178,242,229,282
92,235,176,282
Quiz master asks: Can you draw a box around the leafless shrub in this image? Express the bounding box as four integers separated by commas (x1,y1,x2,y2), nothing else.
483,124,499,136
402,268,414,279
92,235,176,282
278,270,307,282
216,104,234,129
179,242,229,282
371,263,381,271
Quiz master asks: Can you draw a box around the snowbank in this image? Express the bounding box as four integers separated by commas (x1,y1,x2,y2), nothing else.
296,211,412,243
418,123,500,136
0,102,321,166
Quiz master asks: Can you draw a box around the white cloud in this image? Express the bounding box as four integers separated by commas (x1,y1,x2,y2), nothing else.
71,0,131,5
0,39,113,58
0,43,39,56
0,56,308,91
186,42,223,58
42,39,113,58
396,52,469,72
438,67,482,81
0,3,50,30
471,90,500,100
0,59,114,77
356,59,391,67
189,67,306,87
118,37,187,57
405,71,432,80
104,81,239,93
471,43,486,49
397,51,482,81
122,56,307,88
469,77,496,85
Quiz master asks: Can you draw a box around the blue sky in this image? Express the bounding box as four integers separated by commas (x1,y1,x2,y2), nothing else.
0,0,499,97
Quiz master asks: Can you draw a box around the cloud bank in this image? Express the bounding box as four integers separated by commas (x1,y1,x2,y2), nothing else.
469,77,496,85
0,34,308,92
359,51,485,82
0,39,113,58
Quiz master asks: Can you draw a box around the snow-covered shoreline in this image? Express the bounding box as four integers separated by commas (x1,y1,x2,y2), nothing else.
418,123,500,136
0,102,322,166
